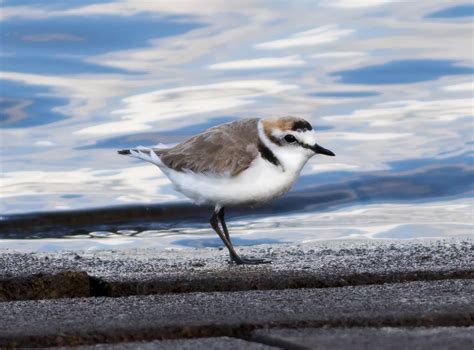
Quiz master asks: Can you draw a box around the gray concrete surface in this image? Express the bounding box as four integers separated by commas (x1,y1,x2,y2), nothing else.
56,337,278,350
1,239,472,300
0,279,472,347
252,327,474,350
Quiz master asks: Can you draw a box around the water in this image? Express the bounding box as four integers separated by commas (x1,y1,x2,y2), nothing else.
1,1,473,251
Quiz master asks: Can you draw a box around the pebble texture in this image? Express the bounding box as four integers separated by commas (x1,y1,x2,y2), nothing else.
0,279,472,347
0,239,472,300
56,337,278,350
252,327,474,350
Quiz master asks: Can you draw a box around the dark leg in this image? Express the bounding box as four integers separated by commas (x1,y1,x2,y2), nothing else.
214,207,271,265
210,209,243,264
217,207,231,242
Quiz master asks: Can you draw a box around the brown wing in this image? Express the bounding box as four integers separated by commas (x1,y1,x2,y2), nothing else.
155,118,260,176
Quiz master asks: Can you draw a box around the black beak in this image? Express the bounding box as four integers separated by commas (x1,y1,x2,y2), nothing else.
312,143,335,156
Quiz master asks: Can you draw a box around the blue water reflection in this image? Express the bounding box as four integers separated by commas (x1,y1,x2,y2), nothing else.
332,60,473,85
61,194,83,199
2,15,202,56
0,81,68,127
2,14,202,75
309,91,379,98
426,4,474,18
0,1,473,249
1,55,128,75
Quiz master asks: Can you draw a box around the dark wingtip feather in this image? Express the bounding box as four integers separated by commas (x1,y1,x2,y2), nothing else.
117,149,131,155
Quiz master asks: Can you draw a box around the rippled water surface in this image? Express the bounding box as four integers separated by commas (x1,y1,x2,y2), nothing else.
1,1,473,251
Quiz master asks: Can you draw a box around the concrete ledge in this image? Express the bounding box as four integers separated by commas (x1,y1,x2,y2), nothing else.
0,239,472,300
0,279,472,347
252,327,474,350
56,337,278,350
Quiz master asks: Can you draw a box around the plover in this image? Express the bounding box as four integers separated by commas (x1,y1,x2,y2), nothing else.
118,117,334,264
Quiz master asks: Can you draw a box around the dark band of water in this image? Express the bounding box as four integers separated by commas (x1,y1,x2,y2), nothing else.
2,161,472,239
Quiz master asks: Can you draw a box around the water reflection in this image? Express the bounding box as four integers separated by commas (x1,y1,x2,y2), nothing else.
0,1,473,250
426,4,474,18
0,198,471,253
331,59,473,85
1,153,472,228
2,14,202,59
77,116,236,150
173,237,282,249
0,80,68,127
309,91,379,98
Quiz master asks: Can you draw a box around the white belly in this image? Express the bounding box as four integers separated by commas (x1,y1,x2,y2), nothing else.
161,156,302,207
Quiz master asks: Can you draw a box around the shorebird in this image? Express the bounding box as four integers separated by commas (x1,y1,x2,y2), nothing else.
118,117,334,264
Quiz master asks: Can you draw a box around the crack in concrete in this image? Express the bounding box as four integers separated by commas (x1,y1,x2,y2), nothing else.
1,269,472,301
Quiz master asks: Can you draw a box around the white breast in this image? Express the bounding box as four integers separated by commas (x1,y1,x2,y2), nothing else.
161,154,304,207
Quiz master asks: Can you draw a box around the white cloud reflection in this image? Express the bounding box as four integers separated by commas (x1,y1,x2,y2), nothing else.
256,25,353,49
0,0,272,21
324,98,473,126
0,165,177,211
0,71,153,119
35,140,57,147
326,0,392,9
302,162,361,175
442,82,474,92
76,80,298,135
208,55,305,70
310,51,367,59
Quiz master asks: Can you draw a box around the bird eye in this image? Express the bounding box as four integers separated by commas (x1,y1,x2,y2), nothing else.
284,134,296,143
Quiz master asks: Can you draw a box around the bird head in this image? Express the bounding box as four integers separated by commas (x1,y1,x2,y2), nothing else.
261,116,335,158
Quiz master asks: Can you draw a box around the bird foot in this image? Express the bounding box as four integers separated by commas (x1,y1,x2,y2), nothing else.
229,256,272,265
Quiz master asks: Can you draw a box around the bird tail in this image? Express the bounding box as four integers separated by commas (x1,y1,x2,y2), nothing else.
117,145,167,166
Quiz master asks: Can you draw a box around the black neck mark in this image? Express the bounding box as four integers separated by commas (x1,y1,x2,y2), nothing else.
258,140,281,168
